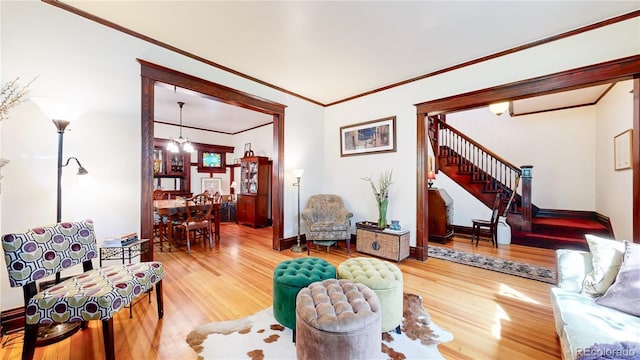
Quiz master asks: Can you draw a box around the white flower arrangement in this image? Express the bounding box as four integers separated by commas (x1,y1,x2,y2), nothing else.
362,169,393,205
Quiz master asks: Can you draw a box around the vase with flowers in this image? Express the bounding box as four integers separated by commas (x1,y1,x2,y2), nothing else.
362,170,393,229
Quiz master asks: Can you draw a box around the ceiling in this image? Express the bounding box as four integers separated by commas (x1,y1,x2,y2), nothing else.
59,1,639,132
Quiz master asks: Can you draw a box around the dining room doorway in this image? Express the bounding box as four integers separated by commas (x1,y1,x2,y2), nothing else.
139,59,287,260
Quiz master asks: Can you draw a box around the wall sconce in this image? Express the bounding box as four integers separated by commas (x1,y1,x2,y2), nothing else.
489,101,510,116
427,170,436,188
291,169,305,253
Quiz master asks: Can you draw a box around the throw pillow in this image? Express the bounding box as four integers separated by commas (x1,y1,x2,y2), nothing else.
581,234,626,297
595,241,640,316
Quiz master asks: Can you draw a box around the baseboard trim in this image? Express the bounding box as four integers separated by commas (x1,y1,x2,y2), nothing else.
1,307,24,335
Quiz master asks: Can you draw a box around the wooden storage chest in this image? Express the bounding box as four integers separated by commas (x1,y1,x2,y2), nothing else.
356,227,410,263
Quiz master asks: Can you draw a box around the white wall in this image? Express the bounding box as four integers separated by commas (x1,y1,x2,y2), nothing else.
595,80,635,240
323,16,639,245
447,105,597,211
0,1,324,310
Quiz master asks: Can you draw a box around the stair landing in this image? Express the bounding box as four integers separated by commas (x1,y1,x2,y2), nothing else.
510,216,609,251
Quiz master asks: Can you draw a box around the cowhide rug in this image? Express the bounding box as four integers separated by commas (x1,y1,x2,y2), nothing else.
186,293,453,360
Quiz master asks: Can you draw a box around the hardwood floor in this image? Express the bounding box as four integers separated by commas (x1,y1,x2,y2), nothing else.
0,224,561,359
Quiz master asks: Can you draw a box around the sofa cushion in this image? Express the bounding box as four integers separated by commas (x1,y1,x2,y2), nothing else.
595,241,640,316
582,234,625,297
551,287,640,360
556,249,592,292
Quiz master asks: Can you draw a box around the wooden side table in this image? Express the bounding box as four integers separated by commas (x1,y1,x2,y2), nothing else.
356,226,410,263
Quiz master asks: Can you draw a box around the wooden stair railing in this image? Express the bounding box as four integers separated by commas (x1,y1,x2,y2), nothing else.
428,115,532,229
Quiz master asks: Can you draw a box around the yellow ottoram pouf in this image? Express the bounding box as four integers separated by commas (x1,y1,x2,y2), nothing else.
337,257,403,333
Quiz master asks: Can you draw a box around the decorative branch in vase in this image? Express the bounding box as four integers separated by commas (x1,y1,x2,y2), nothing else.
0,76,36,121
362,169,393,229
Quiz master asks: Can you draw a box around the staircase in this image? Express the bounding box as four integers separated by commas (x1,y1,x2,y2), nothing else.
429,115,612,250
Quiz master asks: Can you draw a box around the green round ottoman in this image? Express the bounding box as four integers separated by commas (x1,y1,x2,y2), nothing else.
338,257,403,333
273,257,336,331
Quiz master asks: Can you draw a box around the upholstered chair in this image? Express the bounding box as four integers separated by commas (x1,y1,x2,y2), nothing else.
1,220,164,360
301,194,353,255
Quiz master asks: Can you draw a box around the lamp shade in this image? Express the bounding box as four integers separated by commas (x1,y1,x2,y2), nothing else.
31,97,85,122
293,169,304,178
427,170,436,180
489,102,509,116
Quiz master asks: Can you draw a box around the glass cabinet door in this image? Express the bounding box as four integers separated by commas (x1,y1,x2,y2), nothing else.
153,149,164,175
240,159,259,194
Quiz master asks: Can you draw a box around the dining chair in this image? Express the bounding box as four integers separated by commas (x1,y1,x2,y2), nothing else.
471,192,502,247
153,189,170,252
173,193,214,254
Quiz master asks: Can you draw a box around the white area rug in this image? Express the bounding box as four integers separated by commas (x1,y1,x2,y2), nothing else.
187,293,453,360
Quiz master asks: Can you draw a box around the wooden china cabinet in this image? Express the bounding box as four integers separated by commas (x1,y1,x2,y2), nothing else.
152,139,192,198
236,156,269,228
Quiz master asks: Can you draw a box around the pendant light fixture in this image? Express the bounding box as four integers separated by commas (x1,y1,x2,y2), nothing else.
167,101,194,153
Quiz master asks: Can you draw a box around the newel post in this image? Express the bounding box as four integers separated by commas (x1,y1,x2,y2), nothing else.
520,165,533,232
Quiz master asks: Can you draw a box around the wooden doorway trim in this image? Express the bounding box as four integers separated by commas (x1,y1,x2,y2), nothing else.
138,59,287,258
415,55,640,259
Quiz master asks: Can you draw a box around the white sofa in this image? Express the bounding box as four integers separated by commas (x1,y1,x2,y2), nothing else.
550,249,640,360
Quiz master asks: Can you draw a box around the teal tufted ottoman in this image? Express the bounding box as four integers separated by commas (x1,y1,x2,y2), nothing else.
338,257,403,333
273,257,336,332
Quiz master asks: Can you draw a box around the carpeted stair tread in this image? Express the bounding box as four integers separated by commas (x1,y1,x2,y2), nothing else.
532,217,608,230
511,231,589,251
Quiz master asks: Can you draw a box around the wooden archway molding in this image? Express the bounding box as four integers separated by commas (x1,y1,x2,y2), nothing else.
415,55,640,260
138,59,286,259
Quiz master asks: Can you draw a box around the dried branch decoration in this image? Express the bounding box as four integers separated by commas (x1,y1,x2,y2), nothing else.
0,77,37,121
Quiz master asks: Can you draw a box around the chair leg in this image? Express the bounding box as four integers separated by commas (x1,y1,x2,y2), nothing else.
22,324,38,360
102,318,115,360
186,228,191,254
156,280,164,319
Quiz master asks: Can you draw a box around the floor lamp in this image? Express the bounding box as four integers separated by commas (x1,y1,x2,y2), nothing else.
291,169,306,252
33,98,89,345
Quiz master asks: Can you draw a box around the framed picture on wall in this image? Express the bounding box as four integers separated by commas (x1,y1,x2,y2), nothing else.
614,129,632,171
340,116,396,157
201,178,222,195
197,150,226,173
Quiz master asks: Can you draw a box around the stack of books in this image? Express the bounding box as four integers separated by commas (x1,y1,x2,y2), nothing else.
102,232,139,247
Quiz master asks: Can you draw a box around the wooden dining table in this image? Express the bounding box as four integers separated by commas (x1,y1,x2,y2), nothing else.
153,199,221,246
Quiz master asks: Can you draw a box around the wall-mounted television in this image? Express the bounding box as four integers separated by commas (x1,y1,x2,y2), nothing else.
198,150,226,173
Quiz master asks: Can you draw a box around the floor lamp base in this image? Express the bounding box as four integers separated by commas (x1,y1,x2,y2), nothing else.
291,243,306,253
36,323,81,347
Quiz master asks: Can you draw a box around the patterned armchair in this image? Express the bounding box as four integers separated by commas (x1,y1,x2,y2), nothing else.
1,220,164,360
301,194,353,255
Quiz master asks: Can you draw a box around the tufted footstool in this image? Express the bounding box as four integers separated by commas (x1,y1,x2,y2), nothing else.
296,279,381,360
338,257,403,333
273,257,336,333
